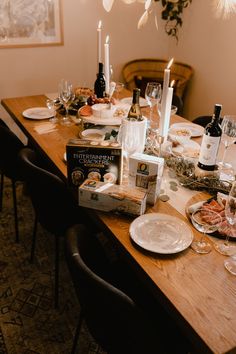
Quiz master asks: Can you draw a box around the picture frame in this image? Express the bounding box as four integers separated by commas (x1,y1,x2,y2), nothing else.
0,0,63,48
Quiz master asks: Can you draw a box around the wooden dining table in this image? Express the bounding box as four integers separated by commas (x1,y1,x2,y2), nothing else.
1,93,236,354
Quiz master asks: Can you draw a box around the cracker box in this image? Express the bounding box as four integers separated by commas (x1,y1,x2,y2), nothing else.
79,179,147,216
66,138,123,189
128,153,164,205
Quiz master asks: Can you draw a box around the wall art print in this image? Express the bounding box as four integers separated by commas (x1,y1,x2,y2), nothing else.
0,0,63,48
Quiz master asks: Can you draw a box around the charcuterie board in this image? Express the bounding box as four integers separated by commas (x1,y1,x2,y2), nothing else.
185,192,236,241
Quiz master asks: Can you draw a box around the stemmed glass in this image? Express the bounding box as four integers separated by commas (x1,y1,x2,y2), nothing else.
46,98,59,124
224,254,236,275
114,82,125,101
58,80,75,126
215,181,236,256
190,208,222,254
218,115,236,171
118,117,146,179
145,82,162,132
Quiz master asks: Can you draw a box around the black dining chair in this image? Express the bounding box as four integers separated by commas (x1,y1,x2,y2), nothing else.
65,224,191,354
192,115,223,128
0,119,25,242
18,147,85,308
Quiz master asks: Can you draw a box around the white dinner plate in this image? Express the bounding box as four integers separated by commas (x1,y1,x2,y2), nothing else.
22,107,53,120
129,213,193,254
172,140,200,159
170,122,204,137
80,128,105,141
121,96,148,107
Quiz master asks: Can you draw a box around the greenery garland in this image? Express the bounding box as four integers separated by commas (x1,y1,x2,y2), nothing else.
166,156,232,195
154,0,192,39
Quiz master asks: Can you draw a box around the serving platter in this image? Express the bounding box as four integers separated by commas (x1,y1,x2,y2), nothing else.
121,96,148,107
81,103,130,126
185,192,236,241
82,114,122,126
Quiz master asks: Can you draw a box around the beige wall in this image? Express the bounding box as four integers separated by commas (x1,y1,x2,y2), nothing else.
0,0,235,139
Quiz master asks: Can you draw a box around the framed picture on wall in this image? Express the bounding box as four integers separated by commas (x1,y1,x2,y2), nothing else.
0,0,63,48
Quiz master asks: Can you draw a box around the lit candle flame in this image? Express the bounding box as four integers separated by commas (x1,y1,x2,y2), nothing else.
105,35,110,44
98,20,102,29
170,80,175,88
167,58,174,69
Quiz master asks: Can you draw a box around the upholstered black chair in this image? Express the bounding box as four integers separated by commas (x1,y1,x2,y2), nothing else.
18,147,85,308
192,115,222,128
0,119,25,242
65,224,190,354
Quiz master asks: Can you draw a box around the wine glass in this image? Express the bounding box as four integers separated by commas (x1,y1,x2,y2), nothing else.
145,82,162,132
218,115,236,171
190,208,222,254
118,117,147,179
214,181,236,256
46,98,59,124
224,254,236,275
114,82,125,101
157,105,178,117
58,79,75,126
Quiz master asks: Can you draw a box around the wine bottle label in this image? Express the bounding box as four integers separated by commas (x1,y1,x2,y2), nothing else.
198,135,221,166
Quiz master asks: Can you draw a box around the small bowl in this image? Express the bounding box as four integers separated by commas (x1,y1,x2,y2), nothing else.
81,129,105,141
92,103,116,119
171,105,178,116
168,126,192,144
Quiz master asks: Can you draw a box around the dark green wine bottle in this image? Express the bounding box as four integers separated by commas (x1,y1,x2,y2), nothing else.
94,62,106,98
198,104,222,171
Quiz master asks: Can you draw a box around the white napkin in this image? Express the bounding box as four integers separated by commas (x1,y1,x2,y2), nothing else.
34,122,57,135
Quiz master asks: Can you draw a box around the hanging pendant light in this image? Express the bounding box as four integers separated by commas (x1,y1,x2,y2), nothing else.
214,0,236,18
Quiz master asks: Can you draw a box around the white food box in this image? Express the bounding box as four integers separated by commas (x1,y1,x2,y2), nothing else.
128,153,164,205
79,179,147,216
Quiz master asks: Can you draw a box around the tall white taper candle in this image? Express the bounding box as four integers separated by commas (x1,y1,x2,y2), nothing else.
97,20,102,67
159,58,174,136
104,35,110,95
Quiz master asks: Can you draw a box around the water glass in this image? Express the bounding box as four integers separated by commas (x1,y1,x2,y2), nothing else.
145,82,162,132
46,99,59,124
118,116,147,177
215,181,236,256
190,208,222,254
58,79,75,126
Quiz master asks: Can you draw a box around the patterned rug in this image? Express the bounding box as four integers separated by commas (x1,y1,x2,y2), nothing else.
0,178,106,354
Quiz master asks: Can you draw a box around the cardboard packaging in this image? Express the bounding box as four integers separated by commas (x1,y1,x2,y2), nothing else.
128,153,164,205
79,179,147,216
66,138,123,189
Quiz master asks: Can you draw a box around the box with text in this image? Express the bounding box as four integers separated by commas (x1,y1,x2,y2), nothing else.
79,179,147,216
66,139,123,189
129,153,164,205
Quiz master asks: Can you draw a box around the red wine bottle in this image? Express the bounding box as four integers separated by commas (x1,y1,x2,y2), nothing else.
94,62,106,98
197,104,222,171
